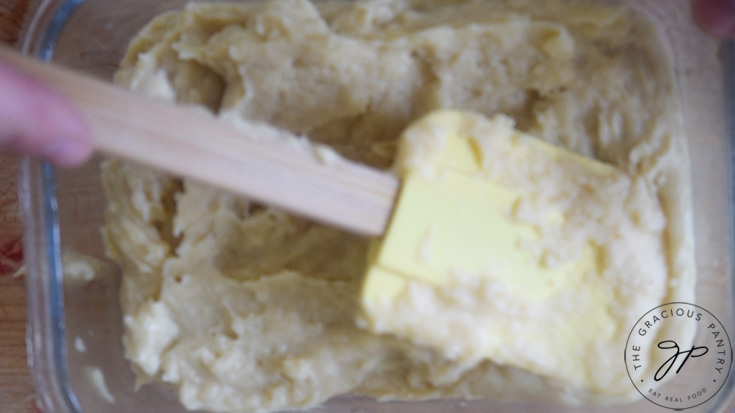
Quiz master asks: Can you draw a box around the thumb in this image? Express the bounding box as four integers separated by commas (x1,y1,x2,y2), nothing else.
0,59,92,167
692,0,735,38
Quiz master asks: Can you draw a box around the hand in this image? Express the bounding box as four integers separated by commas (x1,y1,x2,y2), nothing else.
693,0,735,37
0,60,92,167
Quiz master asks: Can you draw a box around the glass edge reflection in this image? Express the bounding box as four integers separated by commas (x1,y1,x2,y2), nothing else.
37,0,87,412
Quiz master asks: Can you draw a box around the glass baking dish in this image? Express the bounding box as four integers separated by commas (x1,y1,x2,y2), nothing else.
17,0,735,412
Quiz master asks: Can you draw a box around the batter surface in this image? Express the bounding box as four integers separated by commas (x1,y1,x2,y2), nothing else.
102,0,694,411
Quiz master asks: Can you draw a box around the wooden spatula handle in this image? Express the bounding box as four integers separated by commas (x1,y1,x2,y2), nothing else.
0,46,398,237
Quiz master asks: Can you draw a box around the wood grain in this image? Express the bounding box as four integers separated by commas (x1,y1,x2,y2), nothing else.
0,0,29,45
0,47,400,237
0,1,39,412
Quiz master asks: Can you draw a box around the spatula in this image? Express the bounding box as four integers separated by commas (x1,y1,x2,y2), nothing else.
3,47,643,377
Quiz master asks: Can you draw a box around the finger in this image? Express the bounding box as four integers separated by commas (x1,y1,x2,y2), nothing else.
692,0,735,38
0,59,93,167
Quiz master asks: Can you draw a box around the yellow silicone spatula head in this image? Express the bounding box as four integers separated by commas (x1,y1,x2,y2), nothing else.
359,110,675,394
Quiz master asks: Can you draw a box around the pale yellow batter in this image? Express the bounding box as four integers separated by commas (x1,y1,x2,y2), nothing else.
101,1,694,412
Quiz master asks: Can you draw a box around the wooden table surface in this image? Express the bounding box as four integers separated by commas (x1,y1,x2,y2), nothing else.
0,1,39,412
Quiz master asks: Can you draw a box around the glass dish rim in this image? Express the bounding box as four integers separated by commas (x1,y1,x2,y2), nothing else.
16,0,735,412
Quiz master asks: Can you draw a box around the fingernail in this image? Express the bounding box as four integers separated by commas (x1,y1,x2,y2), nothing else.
43,140,91,167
